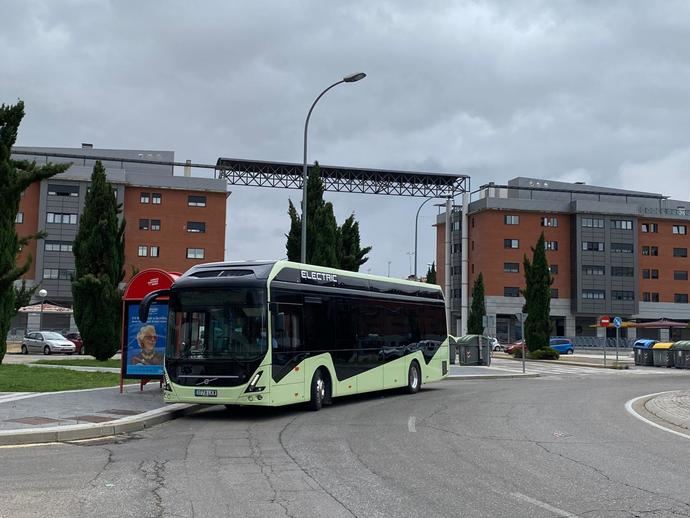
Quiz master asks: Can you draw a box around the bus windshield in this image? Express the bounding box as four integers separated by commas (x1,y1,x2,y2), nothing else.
167,288,267,361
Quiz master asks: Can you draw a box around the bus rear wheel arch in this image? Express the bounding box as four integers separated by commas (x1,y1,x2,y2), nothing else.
406,360,421,394
309,368,332,411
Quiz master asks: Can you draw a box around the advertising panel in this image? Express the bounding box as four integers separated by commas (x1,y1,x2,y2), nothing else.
124,302,167,377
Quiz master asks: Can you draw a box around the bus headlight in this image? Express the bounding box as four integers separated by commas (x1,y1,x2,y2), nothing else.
245,371,265,393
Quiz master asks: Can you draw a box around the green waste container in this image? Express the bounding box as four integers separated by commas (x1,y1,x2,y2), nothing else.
456,335,480,365
449,338,456,365
671,341,690,369
652,342,674,367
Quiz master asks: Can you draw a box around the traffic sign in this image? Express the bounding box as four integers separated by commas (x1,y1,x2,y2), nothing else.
599,315,611,327
613,316,622,328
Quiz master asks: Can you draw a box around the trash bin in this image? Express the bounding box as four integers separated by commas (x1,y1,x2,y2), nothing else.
633,339,656,366
652,342,674,367
478,336,492,366
671,341,690,369
456,335,480,365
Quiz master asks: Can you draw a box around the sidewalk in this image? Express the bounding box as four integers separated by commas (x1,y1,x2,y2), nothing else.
0,384,200,446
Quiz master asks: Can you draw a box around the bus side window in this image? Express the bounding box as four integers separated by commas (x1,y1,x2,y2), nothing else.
273,305,302,352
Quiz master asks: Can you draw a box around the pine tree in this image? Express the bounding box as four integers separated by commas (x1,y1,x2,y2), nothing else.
521,232,552,352
72,161,126,361
426,262,437,284
286,162,371,269
467,273,486,334
0,101,68,363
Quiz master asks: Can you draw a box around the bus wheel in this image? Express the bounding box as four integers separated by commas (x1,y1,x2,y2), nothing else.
309,370,326,411
406,361,421,394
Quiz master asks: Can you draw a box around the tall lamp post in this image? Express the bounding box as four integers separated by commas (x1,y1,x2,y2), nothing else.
300,72,366,263
413,197,434,280
38,289,47,330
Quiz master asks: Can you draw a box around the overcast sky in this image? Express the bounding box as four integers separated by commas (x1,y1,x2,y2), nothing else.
3,1,690,278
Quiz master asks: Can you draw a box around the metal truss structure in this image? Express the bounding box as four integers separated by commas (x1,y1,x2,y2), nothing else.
216,158,469,197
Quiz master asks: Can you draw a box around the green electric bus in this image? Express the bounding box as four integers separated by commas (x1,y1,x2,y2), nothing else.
140,260,449,410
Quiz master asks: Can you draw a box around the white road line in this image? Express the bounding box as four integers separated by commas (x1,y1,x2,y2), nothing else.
510,492,578,517
408,416,416,433
625,392,690,441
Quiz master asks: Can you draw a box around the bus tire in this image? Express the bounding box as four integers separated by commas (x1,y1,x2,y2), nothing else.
309,370,326,411
406,361,421,394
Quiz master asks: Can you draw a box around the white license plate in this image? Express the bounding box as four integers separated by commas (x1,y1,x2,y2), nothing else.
194,389,217,397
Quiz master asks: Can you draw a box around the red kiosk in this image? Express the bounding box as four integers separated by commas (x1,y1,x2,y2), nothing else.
119,269,180,393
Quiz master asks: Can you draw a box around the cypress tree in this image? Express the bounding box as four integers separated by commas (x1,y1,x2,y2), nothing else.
521,232,552,352
72,161,126,360
286,162,371,269
426,262,437,284
338,213,372,272
0,101,68,363
467,273,486,335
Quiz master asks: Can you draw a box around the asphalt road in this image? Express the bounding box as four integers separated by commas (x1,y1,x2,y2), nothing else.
2,371,689,518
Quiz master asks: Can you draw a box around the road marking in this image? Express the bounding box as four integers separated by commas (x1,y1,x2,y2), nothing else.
408,416,416,433
625,392,690,441
510,492,578,517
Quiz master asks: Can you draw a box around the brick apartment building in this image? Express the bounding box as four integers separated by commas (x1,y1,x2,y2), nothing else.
437,177,690,343
11,145,228,334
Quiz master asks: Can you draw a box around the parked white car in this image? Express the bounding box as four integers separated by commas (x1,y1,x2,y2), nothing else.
488,337,503,351
21,331,76,355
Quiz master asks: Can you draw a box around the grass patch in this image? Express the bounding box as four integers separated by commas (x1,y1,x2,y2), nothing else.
0,364,125,392
35,359,120,369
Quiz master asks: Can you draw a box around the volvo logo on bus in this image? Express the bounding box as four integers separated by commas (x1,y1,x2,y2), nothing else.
300,270,338,284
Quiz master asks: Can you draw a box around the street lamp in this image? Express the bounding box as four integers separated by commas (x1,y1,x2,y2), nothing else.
38,289,47,330
413,197,434,280
300,72,366,263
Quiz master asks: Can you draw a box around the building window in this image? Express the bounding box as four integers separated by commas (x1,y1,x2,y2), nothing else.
642,269,650,279
673,247,687,257
611,243,633,253
504,239,519,249
582,241,604,252
612,290,634,301
139,219,149,230
582,290,606,300
673,225,687,235
452,243,461,254
46,212,77,224
674,271,688,281
150,246,160,258
611,267,634,277
583,265,605,276
140,192,150,204
549,264,559,275
550,288,559,298
152,193,162,205
504,262,519,273
582,218,604,228
643,246,659,256
541,217,558,227
611,220,633,230
138,246,148,257
188,195,207,207
504,287,520,297
652,269,659,279
504,215,520,225
452,221,461,231
641,223,658,233
15,212,24,224
43,268,59,279
186,248,205,259
151,219,161,231
545,241,558,251
187,221,206,233
652,292,660,302
47,184,79,197
45,241,73,252
674,293,689,304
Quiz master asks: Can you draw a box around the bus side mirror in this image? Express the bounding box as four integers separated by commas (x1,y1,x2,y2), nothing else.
139,289,170,322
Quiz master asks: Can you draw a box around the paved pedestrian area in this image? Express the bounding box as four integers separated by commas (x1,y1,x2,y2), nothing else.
645,390,690,430
0,384,165,431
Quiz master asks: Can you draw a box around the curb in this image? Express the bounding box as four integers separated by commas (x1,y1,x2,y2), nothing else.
25,363,120,373
445,373,540,380
0,403,204,446
496,356,632,370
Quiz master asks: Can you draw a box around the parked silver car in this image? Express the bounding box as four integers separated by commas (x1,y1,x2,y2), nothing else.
21,331,76,355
